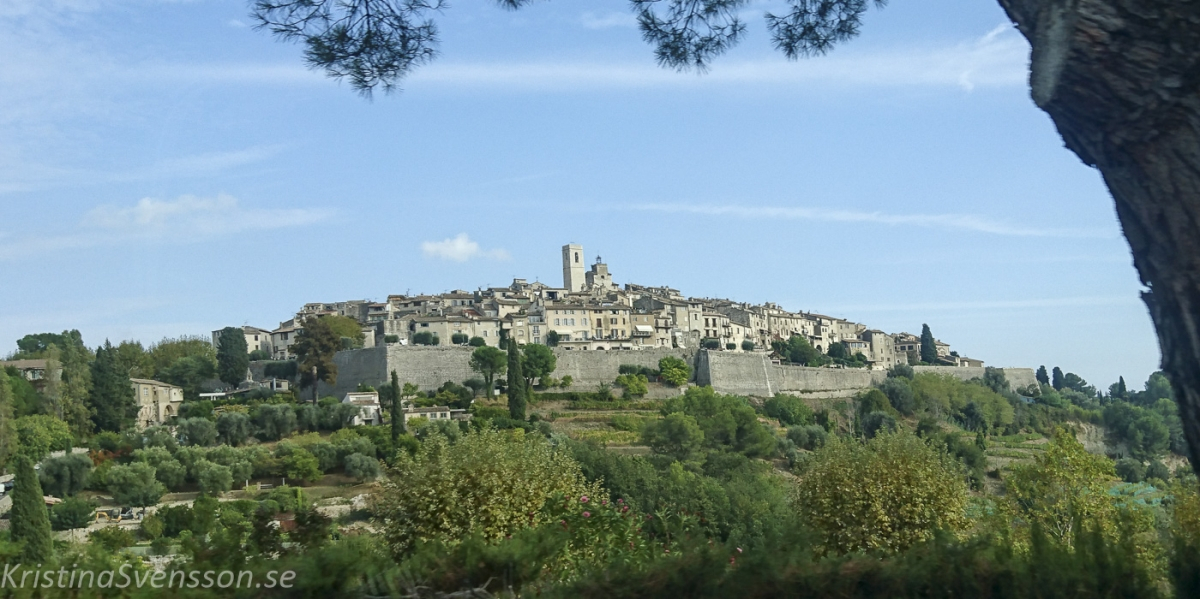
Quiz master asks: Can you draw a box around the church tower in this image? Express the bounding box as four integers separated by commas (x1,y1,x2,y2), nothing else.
562,244,585,292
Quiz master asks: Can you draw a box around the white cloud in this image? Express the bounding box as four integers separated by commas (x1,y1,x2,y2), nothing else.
0,194,333,260
580,11,637,30
630,204,1113,239
420,233,510,262
411,24,1029,91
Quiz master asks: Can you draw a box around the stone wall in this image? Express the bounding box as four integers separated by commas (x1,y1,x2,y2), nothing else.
910,366,1039,391
700,353,1038,398
699,351,884,397
318,346,698,398
316,345,1038,400
553,348,697,389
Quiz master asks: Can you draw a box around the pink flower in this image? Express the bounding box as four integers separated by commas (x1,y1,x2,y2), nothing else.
617,498,624,504
583,511,591,518
621,506,630,513
580,495,589,503
601,499,608,505
730,556,736,565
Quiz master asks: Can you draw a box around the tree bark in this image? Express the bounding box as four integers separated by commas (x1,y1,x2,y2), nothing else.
997,0,1200,471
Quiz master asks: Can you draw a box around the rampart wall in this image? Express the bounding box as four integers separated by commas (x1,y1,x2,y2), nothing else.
317,346,1037,400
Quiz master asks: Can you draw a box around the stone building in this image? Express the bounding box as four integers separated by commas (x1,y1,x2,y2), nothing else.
211,325,274,357
130,379,184,428
342,391,382,426
861,330,897,369
562,244,586,292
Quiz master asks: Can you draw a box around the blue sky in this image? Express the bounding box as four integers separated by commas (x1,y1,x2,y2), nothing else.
0,0,1158,390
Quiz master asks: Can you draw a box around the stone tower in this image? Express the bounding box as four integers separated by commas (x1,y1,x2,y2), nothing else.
562,244,585,292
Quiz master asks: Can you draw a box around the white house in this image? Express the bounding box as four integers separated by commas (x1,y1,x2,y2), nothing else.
343,391,382,426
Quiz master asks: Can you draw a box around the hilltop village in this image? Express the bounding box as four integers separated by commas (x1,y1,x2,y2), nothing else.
241,244,980,372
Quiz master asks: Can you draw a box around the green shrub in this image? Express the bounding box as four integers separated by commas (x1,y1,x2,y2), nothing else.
344,453,381,481
38,452,93,497
50,496,95,531
764,395,814,426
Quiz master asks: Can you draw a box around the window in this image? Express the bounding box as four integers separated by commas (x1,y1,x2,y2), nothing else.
575,252,579,263
533,337,540,344
554,318,560,325
533,326,540,334
610,318,617,325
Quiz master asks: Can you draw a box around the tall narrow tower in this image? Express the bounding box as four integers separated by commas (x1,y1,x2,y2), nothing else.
562,244,585,292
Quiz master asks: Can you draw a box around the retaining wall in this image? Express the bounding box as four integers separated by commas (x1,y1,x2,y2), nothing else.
317,345,1037,400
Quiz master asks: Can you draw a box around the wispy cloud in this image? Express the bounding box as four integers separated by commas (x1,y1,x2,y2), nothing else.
580,11,637,30
412,24,1028,91
420,234,510,262
0,145,284,194
630,204,1113,239
838,295,1142,313
0,194,333,260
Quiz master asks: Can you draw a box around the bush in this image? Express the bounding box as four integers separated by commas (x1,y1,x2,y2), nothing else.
384,334,401,343
283,448,322,483
659,356,691,387
741,340,755,351
796,432,969,555
451,332,470,345
725,343,737,350
1146,460,1170,483
344,453,381,481
374,427,602,557
216,411,252,446
413,332,439,346
888,363,915,379
50,496,95,531
702,339,722,350
89,526,136,552
133,447,186,489
878,377,916,416
38,452,93,497
1116,458,1145,483
194,460,233,495
468,336,486,347
308,442,340,472
614,374,649,398
177,417,218,446
15,415,73,461
256,403,298,440
178,400,214,420
787,425,828,451
106,462,166,507
764,395,814,426
862,411,898,439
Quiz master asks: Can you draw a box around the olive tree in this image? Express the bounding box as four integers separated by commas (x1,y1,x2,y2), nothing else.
795,431,969,555
373,427,602,557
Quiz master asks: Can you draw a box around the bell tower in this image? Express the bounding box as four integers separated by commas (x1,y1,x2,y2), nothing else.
562,244,585,292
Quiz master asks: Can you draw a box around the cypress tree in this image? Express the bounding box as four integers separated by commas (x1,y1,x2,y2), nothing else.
1118,376,1128,399
507,341,526,421
0,375,16,469
390,369,405,443
216,326,251,389
919,324,937,364
1052,367,1065,391
11,454,52,563
90,341,136,432
1036,365,1050,386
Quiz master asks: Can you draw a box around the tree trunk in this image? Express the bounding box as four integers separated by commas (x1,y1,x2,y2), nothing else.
997,0,1200,471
